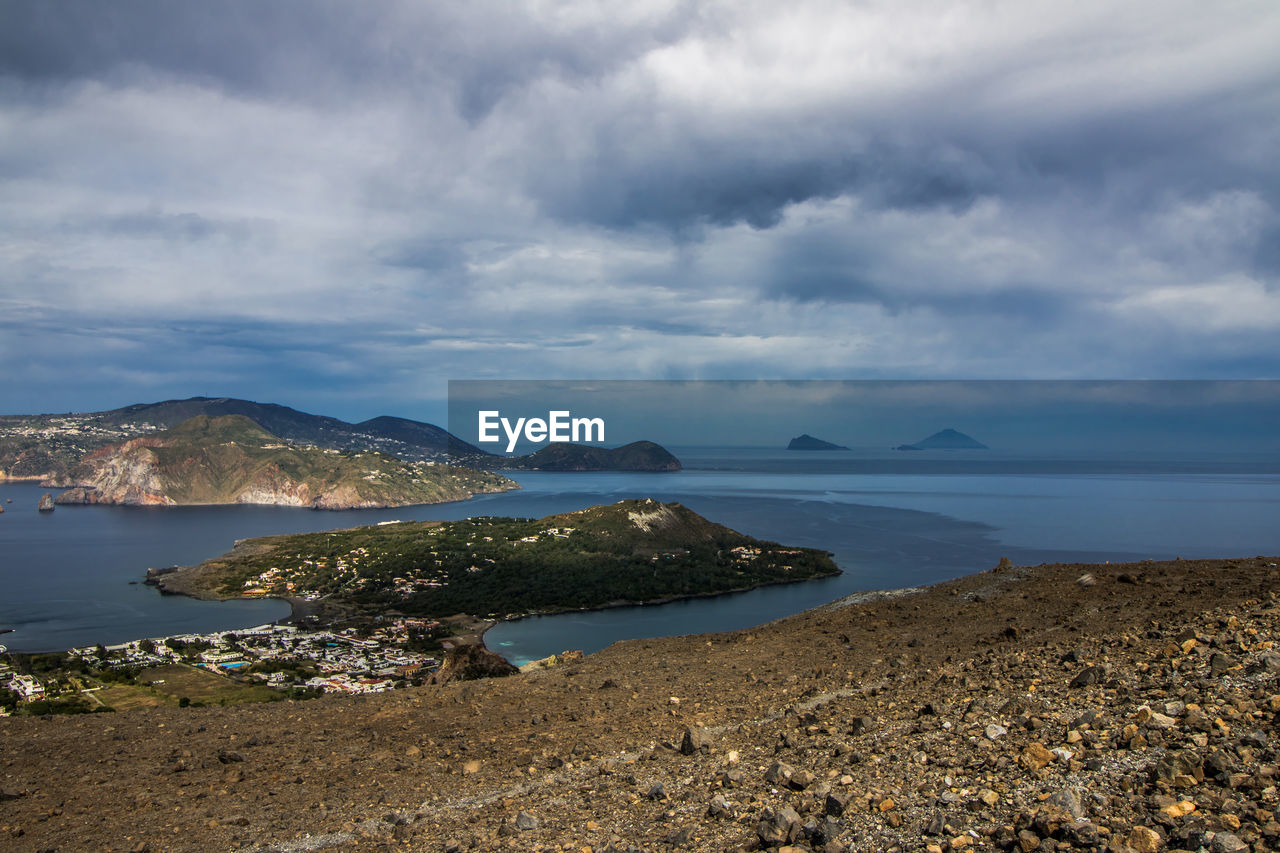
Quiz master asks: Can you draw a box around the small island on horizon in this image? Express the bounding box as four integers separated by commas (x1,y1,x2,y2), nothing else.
896,427,989,451
787,434,850,451
480,440,682,472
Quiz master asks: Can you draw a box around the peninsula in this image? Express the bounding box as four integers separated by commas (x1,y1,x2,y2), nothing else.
50,414,516,509
149,499,839,619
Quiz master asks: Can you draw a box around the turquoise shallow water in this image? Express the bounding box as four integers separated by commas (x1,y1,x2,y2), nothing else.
2,447,1278,658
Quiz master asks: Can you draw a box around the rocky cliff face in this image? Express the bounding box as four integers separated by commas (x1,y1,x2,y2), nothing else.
54,437,174,505
52,415,516,509
429,643,519,684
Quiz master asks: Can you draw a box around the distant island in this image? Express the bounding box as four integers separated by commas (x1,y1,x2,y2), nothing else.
149,499,839,620
0,395,681,480
896,427,989,451
787,434,850,451
486,440,682,472
51,414,516,509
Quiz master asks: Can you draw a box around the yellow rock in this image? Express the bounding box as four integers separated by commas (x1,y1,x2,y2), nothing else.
462,760,481,774
1161,801,1195,819
950,834,972,849
878,797,896,812
1020,743,1055,770
1127,825,1162,852
1180,638,1197,654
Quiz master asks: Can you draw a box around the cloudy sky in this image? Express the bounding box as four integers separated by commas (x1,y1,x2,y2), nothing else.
2,1,1278,423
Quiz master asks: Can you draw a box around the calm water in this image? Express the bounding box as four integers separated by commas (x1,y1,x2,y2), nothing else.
2,448,1279,660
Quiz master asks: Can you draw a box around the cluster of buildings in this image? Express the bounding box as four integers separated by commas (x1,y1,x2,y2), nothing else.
58,617,445,697
1,649,47,710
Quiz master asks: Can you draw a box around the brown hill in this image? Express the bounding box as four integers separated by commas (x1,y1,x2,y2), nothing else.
50,414,515,509
1,555,1278,852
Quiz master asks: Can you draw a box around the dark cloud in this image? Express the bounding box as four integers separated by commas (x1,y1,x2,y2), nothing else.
1,1,1279,417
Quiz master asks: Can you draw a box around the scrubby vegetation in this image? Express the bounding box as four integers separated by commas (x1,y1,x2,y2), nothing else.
189,499,840,619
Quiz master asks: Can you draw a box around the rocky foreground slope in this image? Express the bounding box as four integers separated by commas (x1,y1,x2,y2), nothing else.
2,556,1279,853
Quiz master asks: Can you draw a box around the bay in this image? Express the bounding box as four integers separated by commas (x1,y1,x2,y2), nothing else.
2,447,1278,661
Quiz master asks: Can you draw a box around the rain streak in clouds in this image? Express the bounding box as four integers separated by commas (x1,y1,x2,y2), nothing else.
1,0,1278,419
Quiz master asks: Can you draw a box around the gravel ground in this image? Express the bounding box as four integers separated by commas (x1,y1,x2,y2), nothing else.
2,555,1278,853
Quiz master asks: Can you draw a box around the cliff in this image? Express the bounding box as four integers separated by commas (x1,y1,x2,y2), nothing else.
52,415,516,509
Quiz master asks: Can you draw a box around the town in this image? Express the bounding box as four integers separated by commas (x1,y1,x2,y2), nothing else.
0,616,449,716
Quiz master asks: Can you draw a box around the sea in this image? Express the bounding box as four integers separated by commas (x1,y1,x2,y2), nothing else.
2,447,1279,664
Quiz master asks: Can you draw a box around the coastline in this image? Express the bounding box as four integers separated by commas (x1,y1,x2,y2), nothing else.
51,478,521,510
479,568,843,634
147,557,841,662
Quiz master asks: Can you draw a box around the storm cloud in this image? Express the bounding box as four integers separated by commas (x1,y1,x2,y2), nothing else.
1,0,1277,420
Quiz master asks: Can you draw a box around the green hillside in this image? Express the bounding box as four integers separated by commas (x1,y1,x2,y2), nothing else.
162,499,840,618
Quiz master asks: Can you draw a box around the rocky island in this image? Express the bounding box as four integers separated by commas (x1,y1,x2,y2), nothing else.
483,440,682,472
49,414,515,509
788,434,851,451
897,427,990,451
149,499,838,620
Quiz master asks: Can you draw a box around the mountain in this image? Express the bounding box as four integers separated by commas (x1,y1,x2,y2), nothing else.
786,434,850,451
0,396,690,481
486,441,682,472
0,396,486,482
896,427,989,450
52,415,516,509
153,498,839,618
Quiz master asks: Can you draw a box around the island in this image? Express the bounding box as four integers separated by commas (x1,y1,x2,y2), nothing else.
484,440,682,472
148,499,839,621
0,395,487,482
895,427,989,450
1,396,686,480
50,414,516,509
787,434,850,451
